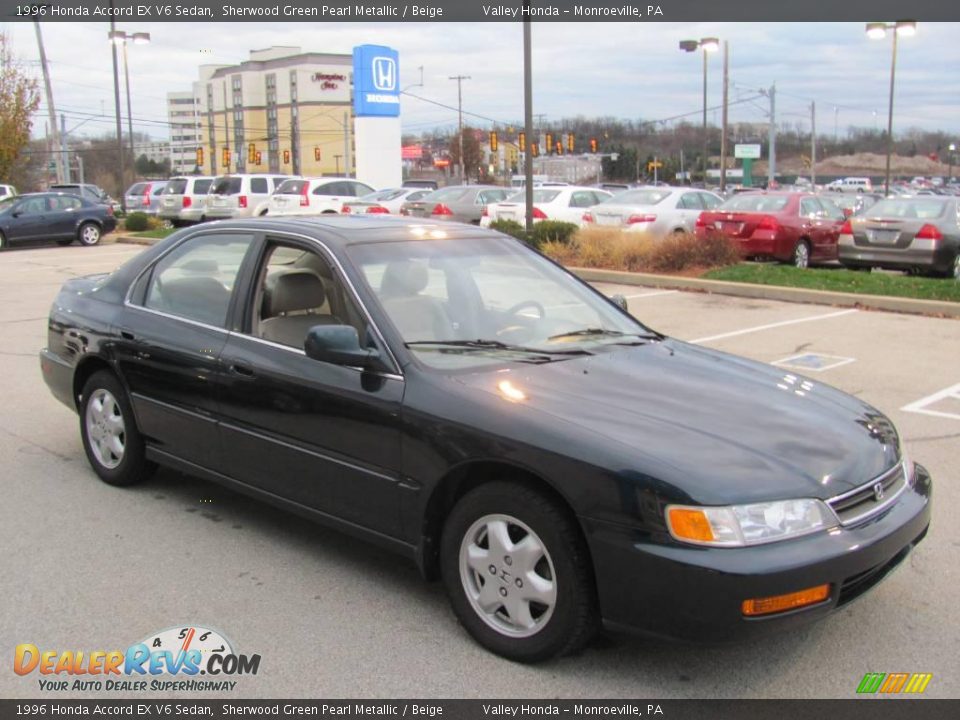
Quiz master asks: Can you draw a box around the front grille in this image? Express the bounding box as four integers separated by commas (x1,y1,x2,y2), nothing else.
827,462,907,527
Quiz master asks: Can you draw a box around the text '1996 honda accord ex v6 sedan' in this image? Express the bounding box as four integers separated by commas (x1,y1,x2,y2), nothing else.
40,216,931,662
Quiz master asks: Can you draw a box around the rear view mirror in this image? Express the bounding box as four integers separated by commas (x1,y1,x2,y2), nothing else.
609,294,629,312
304,325,382,370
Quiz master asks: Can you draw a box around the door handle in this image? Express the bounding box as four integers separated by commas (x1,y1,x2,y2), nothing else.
229,362,256,378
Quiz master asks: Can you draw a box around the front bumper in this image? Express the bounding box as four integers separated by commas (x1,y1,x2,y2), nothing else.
158,206,206,223
585,465,932,642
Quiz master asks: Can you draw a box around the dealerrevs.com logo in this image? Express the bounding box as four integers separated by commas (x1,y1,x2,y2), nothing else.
13,626,261,692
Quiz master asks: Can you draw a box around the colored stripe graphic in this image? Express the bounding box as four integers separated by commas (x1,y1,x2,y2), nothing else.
857,672,932,694
903,674,933,694
880,673,909,693
857,673,885,694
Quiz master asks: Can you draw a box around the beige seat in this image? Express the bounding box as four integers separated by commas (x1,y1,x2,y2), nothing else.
260,270,340,348
379,261,453,342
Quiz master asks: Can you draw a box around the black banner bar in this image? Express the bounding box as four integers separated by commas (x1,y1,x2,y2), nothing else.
1,0,959,22
0,700,957,719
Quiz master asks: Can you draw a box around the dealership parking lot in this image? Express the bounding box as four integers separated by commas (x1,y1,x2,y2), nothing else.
1,242,957,699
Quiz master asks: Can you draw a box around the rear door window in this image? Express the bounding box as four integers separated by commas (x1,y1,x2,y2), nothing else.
193,179,213,194
677,193,704,210
276,179,308,195
164,180,188,195
212,177,242,195
250,178,269,194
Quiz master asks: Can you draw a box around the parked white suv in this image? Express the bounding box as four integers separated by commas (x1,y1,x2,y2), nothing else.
827,177,873,194
0,184,17,199
206,174,293,219
268,177,376,216
158,176,214,226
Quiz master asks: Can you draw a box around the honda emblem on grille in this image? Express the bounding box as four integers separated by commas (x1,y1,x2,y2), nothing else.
873,482,885,501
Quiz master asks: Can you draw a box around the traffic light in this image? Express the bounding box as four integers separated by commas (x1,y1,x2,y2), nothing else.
555,140,563,156
283,150,290,165
196,147,204,167
545,133,553,154
566,134,574,153
531,142,539,158
590,137,598,154
518,132,526,152
221,147,231,168
255,151,262,166
489,131,498,152
248,143,256,163
314,147,321,162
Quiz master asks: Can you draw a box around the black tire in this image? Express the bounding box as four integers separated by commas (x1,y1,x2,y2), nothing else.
79,370,156,487
77,222,102,247
791,239,811,269
440,481,598,662
0,230,7,250
56,239,74,246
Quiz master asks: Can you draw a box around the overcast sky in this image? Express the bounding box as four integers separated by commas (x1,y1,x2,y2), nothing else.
3,21,960,142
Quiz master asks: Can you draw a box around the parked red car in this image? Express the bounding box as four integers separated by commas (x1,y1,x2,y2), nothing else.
695,192,846,267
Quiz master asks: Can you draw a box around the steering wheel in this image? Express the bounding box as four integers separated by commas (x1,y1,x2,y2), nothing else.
503,300,546,320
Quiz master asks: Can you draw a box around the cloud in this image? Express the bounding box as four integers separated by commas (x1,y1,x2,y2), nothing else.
4,20,958,140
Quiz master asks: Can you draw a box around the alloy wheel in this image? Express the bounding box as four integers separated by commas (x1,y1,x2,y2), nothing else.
84,389,126,469
953,254,960,280
79,224,101,246
459,513,557,638
794,242,810,269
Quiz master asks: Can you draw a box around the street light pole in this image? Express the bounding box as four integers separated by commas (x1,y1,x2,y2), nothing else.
949,143,956,184
109,30,151,180
867,21,916,195
449,75,470,182
680,37,719,185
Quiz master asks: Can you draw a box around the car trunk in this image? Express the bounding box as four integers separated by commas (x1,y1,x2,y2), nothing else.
699,211,770,238
852,218,929,250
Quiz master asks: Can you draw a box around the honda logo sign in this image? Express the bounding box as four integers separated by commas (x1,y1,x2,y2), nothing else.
353,45,400,118
372,57,397,92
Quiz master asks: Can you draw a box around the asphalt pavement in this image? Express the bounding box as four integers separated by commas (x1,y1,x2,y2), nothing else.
1,242,957,699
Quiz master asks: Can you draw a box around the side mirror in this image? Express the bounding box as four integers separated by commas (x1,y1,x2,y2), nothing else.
609,294,629,312
304,324,382,370
11,210,22,218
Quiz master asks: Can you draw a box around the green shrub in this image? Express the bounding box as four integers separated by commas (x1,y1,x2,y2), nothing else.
532,220,579,246
488,219,529,242
124,212,149,232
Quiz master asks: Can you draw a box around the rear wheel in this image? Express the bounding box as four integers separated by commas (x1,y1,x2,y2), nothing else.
77,222,101,247
440,482,598,662
952,254,960,280
79,371,155,486
791,239,811,269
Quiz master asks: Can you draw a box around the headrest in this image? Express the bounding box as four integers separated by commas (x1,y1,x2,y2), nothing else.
267,271,326,315
380,261,429,298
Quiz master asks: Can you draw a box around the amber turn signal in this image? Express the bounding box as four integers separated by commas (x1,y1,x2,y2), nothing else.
742,584,831,617
667,508,715,543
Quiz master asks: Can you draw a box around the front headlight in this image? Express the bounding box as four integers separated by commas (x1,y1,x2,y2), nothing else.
666,499,838,547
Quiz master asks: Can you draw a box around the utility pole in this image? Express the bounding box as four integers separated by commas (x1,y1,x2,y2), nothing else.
702,49,709,183
767,83,776,187
108,11,125,207
122,40,135,169
523,12,534,231
222,84,230,173
33,21,64,183
810,101,817,187
720,41,729,191
449,74,471,182
60,114,70,183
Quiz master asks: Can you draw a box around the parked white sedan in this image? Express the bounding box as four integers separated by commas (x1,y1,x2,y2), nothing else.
480,186,613,228
342,187,432,215
268,177,376,216
584,186,724,238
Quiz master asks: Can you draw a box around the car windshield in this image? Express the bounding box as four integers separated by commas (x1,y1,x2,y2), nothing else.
604,189,670,206
346,234,654,370
719,194,790,212
420,187,470,203
275,179,307,195
364,189,406,202
211,177,242,195
164,179,188,195
865,199,947,219
505,189,561,203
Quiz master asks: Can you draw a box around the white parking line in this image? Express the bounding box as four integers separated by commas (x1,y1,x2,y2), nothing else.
624,290,679,299
901,382,960,421
690,309,859,344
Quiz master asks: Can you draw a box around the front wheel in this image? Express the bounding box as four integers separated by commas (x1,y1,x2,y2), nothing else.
78,222,102,246
791,239,811,269
79,371,155,486
440,482,598,662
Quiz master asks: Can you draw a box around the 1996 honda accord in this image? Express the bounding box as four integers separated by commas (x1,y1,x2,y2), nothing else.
40,216,931,662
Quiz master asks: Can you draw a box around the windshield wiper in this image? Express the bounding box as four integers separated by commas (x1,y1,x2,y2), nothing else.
547,328,663,342
405,339,593,357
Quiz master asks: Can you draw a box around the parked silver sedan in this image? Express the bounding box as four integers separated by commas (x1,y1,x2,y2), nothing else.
838,196,960,278
400,185,511,225
584,186,723,238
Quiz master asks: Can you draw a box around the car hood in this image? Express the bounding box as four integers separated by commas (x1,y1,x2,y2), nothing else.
452,340,899,504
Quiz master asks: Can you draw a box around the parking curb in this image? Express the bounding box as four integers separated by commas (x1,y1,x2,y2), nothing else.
115,234,158,246
570,267,960,319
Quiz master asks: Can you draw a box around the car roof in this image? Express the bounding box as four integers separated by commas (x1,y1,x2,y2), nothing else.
195,215,494,245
